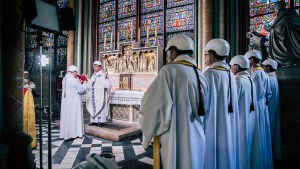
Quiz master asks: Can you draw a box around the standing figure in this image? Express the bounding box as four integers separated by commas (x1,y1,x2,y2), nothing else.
245,50,273,168
265,1,300,65
229,55,263,169
203,39,240,169
59,65,86,140
86,61,112,126
23,71,37,148
139,34,209,169
262,58,281,160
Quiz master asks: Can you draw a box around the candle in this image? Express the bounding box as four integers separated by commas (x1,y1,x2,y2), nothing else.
146,26,149,39
155,25,157,38
138,28,141,42
110,32,113,43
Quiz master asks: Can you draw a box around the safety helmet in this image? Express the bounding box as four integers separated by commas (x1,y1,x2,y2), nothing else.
165,34,194,53
205,39,230,56
262,58,278,70
245,50,262,60
229,55,250,69
68,65,78,72
93,61,102,66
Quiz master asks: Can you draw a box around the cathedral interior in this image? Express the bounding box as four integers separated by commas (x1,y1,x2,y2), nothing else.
1,0,300,169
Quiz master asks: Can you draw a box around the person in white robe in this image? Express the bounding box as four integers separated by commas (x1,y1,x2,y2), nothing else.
59,65,86,140
139,34,209,169
86,61,112,126
262,58,281,160
229,55,263,169
245,50,273,169
203,39,240,169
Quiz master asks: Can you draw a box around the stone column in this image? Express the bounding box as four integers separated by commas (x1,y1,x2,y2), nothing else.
1,0,35,168
67,0,76,67
200,0,213,70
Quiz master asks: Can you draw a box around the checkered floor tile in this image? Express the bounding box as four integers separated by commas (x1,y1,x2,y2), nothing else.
33,120,153,169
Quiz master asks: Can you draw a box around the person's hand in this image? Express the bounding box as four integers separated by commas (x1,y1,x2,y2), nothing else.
84,74,89,81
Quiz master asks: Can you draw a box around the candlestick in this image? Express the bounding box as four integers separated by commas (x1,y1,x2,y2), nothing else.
131,20,133,40
138,27,141,42
155,25,157,38
146,26,149,39
104,35,106,51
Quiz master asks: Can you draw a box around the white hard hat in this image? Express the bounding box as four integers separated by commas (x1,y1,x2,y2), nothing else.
165,34,194,53
245,50,262,60
205,39,230,56
229,55,250,69
262,58,278,70
24,71,29,74
93,61,102,66
68,65,78,72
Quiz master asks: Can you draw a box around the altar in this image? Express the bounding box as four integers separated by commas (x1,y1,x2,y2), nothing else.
109,90,144,124
100,35,163,124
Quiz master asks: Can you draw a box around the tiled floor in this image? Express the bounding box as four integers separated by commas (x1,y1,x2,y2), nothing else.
33,121,153,169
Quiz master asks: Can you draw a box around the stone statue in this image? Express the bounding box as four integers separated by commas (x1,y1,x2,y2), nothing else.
140,55,148,72
148,57,155,72
265,1,300,66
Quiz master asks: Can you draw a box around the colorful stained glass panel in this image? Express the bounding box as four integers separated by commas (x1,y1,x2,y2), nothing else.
141,35,163,47
249,13,276,32
141,11,164,37
249,0,290,17
117,17,136,41
99,43,115,52
118,0,136,18
141,0,163,14
167,0,194,8
166,5,194,33
99,1,116,23
99,21,115,43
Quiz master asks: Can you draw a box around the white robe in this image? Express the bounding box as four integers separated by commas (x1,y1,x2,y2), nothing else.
203,61,240,169
235,71,263,169
24,78,36,90
250,67,273,169
139,55,209,169
59,73,86,140
86,70,112,123
267,72,281,160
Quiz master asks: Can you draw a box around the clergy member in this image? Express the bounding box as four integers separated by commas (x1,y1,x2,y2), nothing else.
262,58,281,160
59,65,86,140
140,34,209,169
23,71,37,148
245,50,273,168
86,61,112,126
203,39,240,169
229,55,263,169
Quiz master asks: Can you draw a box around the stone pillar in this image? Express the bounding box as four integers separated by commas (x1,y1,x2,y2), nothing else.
1,0,35,168
277,67,300,168
200,0,213,69
67,0,76,67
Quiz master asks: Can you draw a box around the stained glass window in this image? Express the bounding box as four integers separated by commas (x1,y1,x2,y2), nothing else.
249,0,290,32
100,1,116,23
166,4,194,33
141,0,163,14
118,17,136,41
118,0,136,18
98,0,195,50
295,0,300,6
